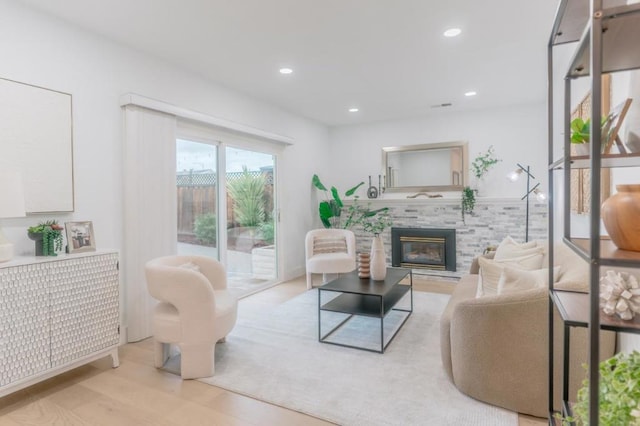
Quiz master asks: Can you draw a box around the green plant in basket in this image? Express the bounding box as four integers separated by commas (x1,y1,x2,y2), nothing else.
27,220,64,256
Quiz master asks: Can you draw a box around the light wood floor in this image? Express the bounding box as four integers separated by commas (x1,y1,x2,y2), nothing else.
0,276,546,425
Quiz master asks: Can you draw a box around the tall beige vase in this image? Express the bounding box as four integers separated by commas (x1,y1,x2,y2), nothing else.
602,184,640,252
370,234,387,281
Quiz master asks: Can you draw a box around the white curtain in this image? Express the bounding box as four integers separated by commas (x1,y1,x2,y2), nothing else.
122,105,177,342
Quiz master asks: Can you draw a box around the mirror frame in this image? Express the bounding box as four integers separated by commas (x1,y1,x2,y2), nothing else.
381,141,468,193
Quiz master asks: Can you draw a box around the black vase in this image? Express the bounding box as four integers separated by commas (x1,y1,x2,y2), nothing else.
27,232,45,256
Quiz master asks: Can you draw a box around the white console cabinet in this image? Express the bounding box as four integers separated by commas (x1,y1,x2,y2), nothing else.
0,251,120,396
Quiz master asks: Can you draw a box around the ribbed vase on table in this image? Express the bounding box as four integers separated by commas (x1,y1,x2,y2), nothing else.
370,234,387,281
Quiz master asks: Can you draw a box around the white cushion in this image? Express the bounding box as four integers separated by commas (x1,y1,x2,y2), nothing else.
306,252,356,274
476,253,544,297
494,236,540,260
497,266,561,295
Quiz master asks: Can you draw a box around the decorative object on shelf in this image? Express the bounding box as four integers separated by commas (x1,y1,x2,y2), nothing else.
0,170,26,262
461,186,476,224
602,184,640,252
570,98,633,155
600,270,640,320
312,174,364,228
558,351,640,426
65,221,96,253
506,163,547,242
357,252,370,278
27,220,64,256
569,82,613,216
370,234,386,281
406,192,443,199
366,175,378,199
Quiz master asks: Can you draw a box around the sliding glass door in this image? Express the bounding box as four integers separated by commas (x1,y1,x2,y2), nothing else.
176,136,278,298
225,146,277,293
176,138,219,259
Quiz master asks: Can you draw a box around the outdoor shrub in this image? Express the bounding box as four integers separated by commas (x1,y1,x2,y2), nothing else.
259,220,274,244
227,166,266,227
194,213,217,244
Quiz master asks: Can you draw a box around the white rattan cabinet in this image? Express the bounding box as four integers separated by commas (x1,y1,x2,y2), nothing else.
0,251,120,396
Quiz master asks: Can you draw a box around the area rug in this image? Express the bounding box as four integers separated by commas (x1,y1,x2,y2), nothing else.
199,290,517,426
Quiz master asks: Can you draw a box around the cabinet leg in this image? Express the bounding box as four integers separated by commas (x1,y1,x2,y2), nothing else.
110,348,120,368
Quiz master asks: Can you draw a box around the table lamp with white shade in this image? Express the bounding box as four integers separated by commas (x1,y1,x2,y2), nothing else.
0,170,27,262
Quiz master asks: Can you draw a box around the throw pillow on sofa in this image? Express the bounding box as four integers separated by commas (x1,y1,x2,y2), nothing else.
494,236,539,260
476,253,545,297
497,265,561,295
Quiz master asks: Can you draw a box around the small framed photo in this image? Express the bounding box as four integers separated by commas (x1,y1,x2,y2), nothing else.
65,221,96,253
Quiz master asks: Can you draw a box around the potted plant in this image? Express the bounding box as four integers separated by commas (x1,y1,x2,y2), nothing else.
312,174,364,228
461,186,476,224
559,350,640,425
348,199,393,280
570,116,608,156
27,220,64,256
462,146,500,220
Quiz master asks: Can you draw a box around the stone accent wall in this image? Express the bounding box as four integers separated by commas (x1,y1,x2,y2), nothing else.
350,198,547,278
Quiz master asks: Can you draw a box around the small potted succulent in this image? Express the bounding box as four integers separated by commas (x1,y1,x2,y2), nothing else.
27,220,64,256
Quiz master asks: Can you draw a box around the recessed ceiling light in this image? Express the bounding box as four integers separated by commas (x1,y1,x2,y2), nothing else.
348,107,359,113
279,67,293,74
465,91,477,97
443,28,462,37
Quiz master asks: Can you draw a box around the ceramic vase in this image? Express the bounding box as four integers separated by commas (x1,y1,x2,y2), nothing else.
602,184,640,252
370,234,387,281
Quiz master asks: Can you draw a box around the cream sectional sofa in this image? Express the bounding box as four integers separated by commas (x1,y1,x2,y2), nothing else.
440,242,616,418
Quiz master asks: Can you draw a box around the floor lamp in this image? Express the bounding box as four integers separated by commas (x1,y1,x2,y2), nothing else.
507,163,546,242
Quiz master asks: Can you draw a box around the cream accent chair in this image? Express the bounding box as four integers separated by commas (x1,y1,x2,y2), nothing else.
145,255,238,379
305,229,356,289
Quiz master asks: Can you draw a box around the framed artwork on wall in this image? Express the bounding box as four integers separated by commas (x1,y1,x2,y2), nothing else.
0,78,74,213
65,221,96,253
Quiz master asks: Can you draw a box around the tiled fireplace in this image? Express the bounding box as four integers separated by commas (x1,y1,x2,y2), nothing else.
349,198,547,278
391,227,456,272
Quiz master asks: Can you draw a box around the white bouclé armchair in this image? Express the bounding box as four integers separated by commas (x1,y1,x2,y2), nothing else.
144,255,237,379
305,229,356,289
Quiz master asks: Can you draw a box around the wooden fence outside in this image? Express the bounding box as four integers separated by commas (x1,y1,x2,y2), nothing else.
177,170,274,238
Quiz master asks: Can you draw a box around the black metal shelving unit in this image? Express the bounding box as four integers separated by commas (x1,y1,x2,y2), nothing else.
548,0,640,424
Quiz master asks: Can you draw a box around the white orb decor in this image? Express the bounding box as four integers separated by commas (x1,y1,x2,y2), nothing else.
600,270,640,320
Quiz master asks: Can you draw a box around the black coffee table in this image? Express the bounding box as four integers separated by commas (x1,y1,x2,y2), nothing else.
318,267,413,353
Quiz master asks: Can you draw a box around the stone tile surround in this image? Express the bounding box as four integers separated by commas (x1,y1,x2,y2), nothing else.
348,198,548,279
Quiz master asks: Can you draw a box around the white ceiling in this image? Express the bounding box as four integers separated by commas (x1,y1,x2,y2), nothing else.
18,0,559,126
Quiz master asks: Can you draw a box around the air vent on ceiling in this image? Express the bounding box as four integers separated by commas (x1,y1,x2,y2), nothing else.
431,103,453,108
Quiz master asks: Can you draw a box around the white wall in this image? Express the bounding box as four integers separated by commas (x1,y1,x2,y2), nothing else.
0,1,329,288
328,102,548,200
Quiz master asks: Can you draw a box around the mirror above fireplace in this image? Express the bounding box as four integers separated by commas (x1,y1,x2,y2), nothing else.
382,141,468,193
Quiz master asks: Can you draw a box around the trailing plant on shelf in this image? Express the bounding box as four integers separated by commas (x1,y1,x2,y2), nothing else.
27,220,64,256
462,146,501,221
461,186,476,224
312,174,364,228
557,351,640,426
